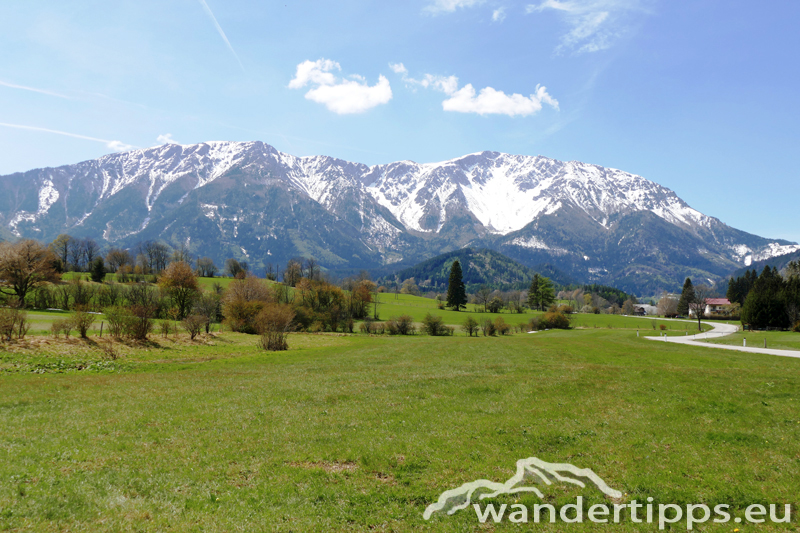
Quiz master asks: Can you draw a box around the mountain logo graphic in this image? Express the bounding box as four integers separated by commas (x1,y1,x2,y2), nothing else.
423,457,622,520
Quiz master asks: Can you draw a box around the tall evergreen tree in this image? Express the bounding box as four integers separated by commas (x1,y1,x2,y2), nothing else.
677,277,695,316
446,260,467,311
90,256,106,283
538,276,556,310
527,274,556,311
527,274,540,310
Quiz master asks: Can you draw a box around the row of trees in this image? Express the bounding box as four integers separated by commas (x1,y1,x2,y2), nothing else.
732,263,800,330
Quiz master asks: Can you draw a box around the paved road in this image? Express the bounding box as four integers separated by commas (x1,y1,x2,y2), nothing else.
643,319,800,359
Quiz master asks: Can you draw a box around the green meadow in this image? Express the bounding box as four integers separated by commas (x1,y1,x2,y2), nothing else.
703,330,800,352
2,304,800,531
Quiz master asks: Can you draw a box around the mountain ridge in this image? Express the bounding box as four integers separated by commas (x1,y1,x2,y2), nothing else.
0,140,795,294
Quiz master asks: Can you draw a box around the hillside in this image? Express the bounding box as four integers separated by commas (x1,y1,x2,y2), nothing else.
376,248,571,292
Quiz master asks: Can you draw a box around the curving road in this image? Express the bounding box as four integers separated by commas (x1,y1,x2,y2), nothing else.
643,319,800,359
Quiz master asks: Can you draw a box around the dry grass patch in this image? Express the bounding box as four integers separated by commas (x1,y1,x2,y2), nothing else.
287,460,359,473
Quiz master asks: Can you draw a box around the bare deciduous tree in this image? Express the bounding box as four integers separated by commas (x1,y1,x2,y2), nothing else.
196,257,218,277
106,248,133,273
690,284,713,331
0,240,60,306
657,292,678,317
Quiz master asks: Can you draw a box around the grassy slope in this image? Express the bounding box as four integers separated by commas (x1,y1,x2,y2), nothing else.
1,330,799,531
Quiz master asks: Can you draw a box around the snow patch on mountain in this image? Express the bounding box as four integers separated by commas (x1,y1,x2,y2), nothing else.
37,180,59,215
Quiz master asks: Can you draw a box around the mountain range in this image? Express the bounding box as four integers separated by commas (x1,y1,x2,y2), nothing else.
1,140,796,294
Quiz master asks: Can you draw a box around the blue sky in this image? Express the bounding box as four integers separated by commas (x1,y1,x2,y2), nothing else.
1,0,798,242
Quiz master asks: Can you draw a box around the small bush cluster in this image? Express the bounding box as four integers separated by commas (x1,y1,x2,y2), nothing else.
385,315,415,335
461,316,480,337
255,304,295,351
527,311,571,331
49,309,96,339
0,308,29,341
421,314,454,336
181,314,206,340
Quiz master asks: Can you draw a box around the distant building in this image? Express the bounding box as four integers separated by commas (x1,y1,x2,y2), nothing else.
689,298,732,317
633,304,658,316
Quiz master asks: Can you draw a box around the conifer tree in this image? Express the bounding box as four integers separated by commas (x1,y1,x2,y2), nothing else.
527,274,540,310
538,276,556,310
90,256,106,283
446,260,467,311
677,277,694,316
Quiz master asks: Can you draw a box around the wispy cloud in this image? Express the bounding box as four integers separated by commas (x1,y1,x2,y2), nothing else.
391,67,558,117
424,0,484,14
389,63,409,76
289,59,392,115
526,0,647,54
492,7,507,22
0,122,137,152
0,80,70,99
197,0,245,73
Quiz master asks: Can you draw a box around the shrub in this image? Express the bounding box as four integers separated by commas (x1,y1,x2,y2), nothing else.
158,320,173,338
481,319,496,336
461,316,479,337
51,317,73,339
72,309,96,338
659,324,667,331
422,313,453,336
345,318,354,333
222,275,272,333
360,317,375,334
0,308,29,341
129,305,156,340
487,296,504,313
255,304,295,351
181,314,206,340
373,322,385,334
104,306,133,339
543,311,571,330
386,315,415,335
794,321,800,333
494,316,510,335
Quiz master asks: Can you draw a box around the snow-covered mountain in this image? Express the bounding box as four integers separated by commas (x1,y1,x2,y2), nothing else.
0,140,794,293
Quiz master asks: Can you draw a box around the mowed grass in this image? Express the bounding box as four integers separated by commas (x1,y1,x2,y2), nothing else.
2,329,800,531
703,330,800,352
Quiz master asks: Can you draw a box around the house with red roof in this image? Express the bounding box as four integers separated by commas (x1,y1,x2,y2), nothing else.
689,298,732,317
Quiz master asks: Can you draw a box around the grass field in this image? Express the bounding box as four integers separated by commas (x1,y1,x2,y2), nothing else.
703,330,800,351
2,326,799,531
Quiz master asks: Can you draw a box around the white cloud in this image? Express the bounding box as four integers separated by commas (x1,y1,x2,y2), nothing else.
289,59,340,89
0,122,137,152
526,0,645,54
157,133,177,145
289,59,392,114
442,83,558,116
390,66,558,117
424,0,484,14
492,7,507,22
